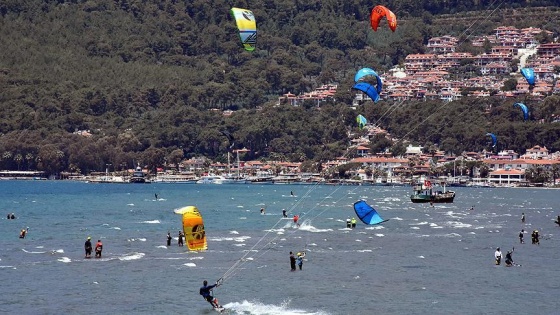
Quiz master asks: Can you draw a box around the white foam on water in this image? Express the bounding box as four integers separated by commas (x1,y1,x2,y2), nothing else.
391,217,403,220
36,246,44,249
112,227,121,230
446,221,472,228
118,252,145,261
127,203,134,206
410,221,429,226
229,230,239,234
53,249,64,254
224,299,331,315
156,245,167,249
0,266,16,269
184,263,196,267
129,238,147,242
142,220,160,224
355,239,362,242
210,236,251,242
297,224,333,233
417,256,425,259
233,244,246,247
58,257,71,263
22,249,46,254
357,249,372,252
374,233,385,237
429,223,439,227
410,227,420,230
365,225,385,230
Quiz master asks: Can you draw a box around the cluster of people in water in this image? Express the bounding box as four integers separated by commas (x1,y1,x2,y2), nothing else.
346,217,357,229
289,251,305,271
494,247,516,267
166,231,185,246
494,211,559,267
84,236,103,258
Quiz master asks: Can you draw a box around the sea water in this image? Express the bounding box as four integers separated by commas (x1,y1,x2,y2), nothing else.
0,181,559,315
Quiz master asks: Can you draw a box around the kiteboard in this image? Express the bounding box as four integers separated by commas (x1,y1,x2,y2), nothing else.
214,307,226,313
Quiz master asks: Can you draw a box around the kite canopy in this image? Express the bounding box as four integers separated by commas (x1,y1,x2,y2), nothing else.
230,7,257,51
174,206,207,251
486,132,497,148
356,114,367,129
353,82,380,103
353,200,388,225
514,103,529,121
370,5,397,32
520,68,535,85
354,68,379,83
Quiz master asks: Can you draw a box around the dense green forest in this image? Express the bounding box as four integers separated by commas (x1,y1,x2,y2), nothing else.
1,0,560,175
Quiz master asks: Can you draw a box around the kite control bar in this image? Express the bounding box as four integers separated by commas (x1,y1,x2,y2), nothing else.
216,277,224,287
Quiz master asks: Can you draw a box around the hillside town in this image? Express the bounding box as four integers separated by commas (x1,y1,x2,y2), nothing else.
278,26,560,105
3,26,560,187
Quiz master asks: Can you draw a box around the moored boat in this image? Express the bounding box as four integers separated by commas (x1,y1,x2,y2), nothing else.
410,180,455,203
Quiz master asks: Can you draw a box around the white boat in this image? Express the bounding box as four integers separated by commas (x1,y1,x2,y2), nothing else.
196,175,235,184
153,174,198,183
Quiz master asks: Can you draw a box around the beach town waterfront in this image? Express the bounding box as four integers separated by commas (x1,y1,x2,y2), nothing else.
1,181,559,315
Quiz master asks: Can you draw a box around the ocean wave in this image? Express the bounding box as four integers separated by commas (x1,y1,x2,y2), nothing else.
410,221,429,226
184,263,196,267
210,236,251,242
58,257,71,263
229,231,239,234
142,220,160,224
118,252,145,261
364,225,385,230
128,238,147,242
446,221,472,228
22,249,46,254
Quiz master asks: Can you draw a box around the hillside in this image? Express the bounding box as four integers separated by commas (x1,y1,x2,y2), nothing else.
0,0,559,175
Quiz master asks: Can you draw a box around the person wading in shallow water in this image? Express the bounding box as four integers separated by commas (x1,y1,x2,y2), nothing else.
289,251,296,271
84,237,92,258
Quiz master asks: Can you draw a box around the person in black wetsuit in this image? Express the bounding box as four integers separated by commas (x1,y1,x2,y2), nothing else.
200,280,221,308
289,251,296,271
84,237,92,258
166,232,172,246
505,248,514,266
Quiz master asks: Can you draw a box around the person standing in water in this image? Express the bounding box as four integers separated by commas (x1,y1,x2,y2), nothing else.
521,213,525,223
178,231,184,246
84,237,92,258
289,251,296,271
166,232,172,246
519,229,524,244
505,248,515,266
494,247,502,265
282,209,287,218
296,252,306,270
95,240,103,258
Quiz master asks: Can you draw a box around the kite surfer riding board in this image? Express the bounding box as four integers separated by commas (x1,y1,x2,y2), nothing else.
200,279,224,311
